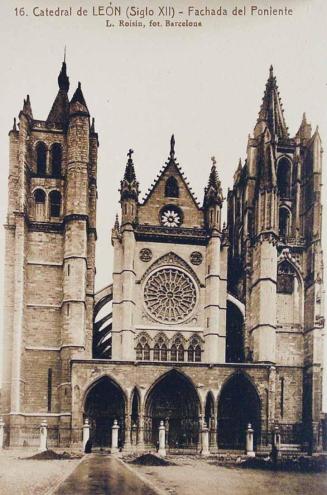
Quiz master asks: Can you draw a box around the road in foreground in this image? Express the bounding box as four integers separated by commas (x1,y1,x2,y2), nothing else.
54,454,159,495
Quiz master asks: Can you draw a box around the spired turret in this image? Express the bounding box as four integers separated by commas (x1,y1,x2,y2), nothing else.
111,149,139,361
203,157,227,363
203,157,223,231
120,148,139,225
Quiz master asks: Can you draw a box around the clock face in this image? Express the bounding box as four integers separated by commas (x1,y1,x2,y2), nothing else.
160,205,182,227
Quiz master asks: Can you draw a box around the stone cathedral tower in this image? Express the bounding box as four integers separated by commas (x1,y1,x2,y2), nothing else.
227,67,325,451
1,64,325,454
1,61,98,445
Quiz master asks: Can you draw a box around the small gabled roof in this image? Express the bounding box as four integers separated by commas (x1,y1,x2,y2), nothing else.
141,135,201,209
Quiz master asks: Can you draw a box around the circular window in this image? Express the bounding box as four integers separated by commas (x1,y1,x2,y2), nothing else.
160,205,183,227
144,267,197,323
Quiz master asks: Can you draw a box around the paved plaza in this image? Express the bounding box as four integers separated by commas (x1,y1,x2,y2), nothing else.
1,451,326,495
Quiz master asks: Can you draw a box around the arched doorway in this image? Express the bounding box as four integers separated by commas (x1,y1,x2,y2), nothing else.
218,373,261,450
145,370,200,450
84,376,125,448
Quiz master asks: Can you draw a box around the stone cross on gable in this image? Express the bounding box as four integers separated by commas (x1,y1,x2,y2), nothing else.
127,149,134,159
211,156,216,166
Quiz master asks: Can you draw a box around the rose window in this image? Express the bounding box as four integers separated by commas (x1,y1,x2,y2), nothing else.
160,205,182,227
144,268,197,323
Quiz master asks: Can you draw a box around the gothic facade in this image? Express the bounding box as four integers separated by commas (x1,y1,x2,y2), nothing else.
1,63,325,453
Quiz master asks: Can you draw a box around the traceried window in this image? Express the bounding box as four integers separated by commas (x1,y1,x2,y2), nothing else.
171,337,184,362
277,261,295,294
136,336,150,360
187,338,202,362
144,268,197,324
165,176,179,198
153,337,168,361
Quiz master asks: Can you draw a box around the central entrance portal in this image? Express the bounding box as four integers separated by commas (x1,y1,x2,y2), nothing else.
84,376,125,448
145,370,200,450
218,373,261,450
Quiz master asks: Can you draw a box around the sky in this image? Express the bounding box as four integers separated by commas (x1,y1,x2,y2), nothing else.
0,0,326,401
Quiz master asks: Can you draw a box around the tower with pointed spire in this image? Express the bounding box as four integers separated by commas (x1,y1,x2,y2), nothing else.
227,66,324,452
1,59,98,446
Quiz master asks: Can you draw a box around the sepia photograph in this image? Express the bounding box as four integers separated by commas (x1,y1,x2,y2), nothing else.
0,0,326,493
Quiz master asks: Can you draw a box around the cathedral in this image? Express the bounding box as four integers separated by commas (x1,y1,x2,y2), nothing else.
1,61,325,454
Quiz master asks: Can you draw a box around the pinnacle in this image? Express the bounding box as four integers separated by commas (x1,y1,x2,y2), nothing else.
124,149,137,183
256,66,289,140
58,60,69,92
71,82,87,107
22,94,33,119
169,134,176,161
114,214,120,230
208,162,220,190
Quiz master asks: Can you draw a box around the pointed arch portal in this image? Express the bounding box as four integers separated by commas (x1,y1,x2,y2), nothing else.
218,373,261,449
145,371,200,449
84,377,125,448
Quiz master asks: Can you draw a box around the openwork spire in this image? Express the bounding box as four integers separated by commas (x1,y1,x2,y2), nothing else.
256,65,289,140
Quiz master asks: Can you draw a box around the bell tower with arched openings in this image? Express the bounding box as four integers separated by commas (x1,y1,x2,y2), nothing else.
2,60,98,445
227,66,324,452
